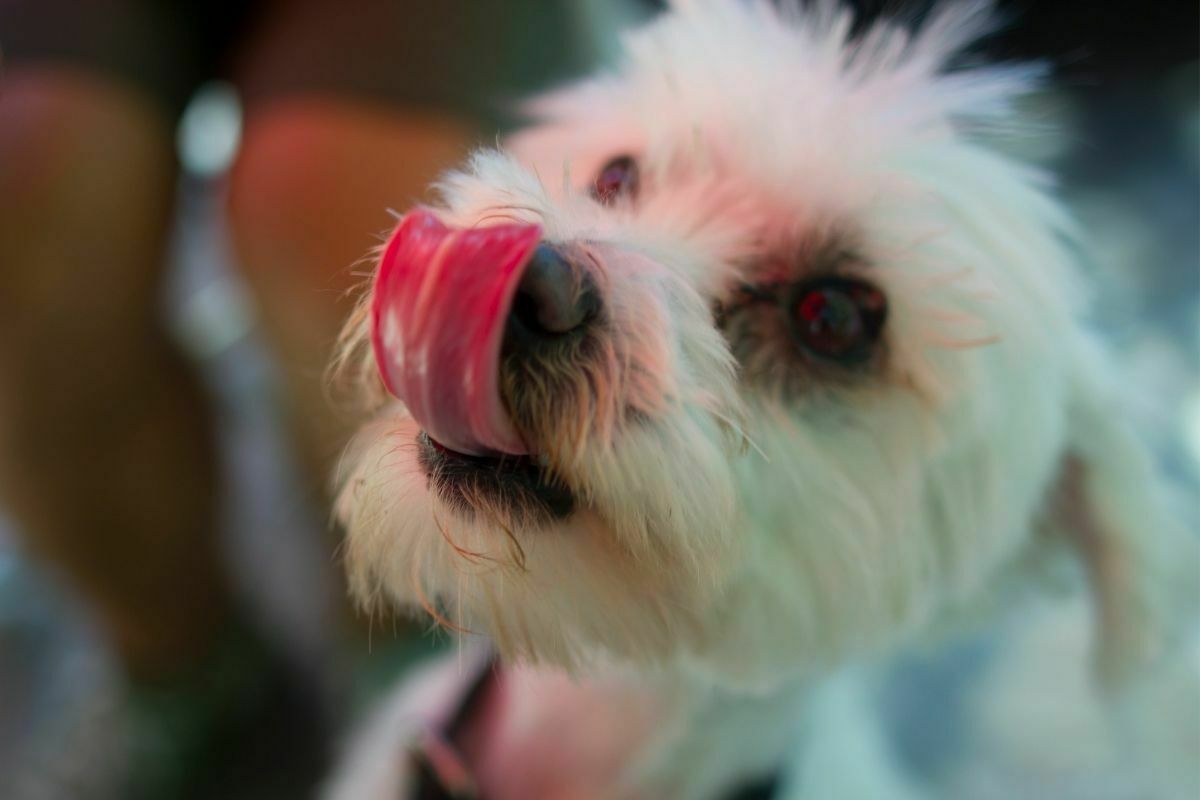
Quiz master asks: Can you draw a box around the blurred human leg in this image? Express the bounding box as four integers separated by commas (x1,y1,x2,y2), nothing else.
0,68,230,682
226,101,473,492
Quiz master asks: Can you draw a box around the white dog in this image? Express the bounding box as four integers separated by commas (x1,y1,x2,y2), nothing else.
326,2,1197,798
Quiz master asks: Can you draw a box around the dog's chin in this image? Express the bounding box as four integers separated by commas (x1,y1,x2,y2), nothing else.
334,411,751,674
415,431,577,527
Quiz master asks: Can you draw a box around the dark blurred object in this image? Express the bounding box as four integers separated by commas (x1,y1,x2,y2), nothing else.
840,0,1200,77
646,0,1200,77
1,0,593,125
977,0,1198,79
0,1,259,117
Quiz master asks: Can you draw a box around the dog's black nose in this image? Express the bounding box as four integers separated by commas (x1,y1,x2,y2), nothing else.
507,244,599,340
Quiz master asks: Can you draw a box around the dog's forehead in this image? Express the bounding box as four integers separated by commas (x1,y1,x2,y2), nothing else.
612,8,895,178
514,2,1039,207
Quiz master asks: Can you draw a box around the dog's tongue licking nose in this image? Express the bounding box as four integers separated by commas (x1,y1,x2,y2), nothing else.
371,210,541,456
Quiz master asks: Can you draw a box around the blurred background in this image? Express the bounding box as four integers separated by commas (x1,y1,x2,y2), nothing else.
0,1,1195,798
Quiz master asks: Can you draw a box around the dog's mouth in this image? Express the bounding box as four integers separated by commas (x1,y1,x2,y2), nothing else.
416,431,576,524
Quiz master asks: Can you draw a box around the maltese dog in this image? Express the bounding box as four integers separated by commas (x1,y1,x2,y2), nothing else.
325,2,1196,798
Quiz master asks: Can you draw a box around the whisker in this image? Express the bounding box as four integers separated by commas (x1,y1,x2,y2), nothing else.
411,557,473,635
726,417,768,461
431,509,489,566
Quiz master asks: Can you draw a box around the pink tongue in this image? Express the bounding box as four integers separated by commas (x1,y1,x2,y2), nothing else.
371,210,541,456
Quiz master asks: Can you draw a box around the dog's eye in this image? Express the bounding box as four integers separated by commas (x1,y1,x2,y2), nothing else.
787,278,887,365
591,156,638,205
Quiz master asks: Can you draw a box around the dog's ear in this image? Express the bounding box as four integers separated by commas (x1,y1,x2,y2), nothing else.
1050,362,1198,690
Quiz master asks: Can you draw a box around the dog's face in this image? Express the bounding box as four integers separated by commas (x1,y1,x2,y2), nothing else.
337,1,1165,686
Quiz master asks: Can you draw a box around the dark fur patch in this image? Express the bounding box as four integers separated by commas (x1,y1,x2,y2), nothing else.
417,432,576,524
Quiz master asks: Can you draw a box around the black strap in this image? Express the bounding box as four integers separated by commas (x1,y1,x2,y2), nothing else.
408,657,498,800
723,772,782,800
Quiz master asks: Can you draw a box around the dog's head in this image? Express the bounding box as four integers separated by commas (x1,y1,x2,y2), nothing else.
336,0,1184,687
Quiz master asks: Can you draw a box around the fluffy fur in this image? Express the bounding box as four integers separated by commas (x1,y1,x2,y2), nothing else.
328,2,1197,797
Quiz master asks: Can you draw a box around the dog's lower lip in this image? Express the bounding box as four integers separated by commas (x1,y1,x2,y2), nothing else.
426,435,541,462
427,436,467,457
417,431,575,521
425,434,551,469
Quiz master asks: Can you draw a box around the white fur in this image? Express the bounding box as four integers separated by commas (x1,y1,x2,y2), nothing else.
328,2,1197,798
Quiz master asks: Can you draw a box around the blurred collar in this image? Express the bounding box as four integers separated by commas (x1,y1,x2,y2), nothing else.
405,655,781,800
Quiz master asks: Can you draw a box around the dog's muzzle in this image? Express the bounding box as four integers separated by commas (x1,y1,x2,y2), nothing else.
371,210,598,518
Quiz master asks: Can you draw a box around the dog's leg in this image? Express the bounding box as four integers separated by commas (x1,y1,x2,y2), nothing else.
785,669,928,800
944,597,1200,800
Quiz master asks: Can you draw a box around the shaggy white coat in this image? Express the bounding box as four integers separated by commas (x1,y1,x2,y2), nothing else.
327,2,1198,797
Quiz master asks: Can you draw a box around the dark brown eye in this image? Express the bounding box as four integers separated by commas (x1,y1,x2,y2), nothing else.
591,155,638,205
787,277,887,365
